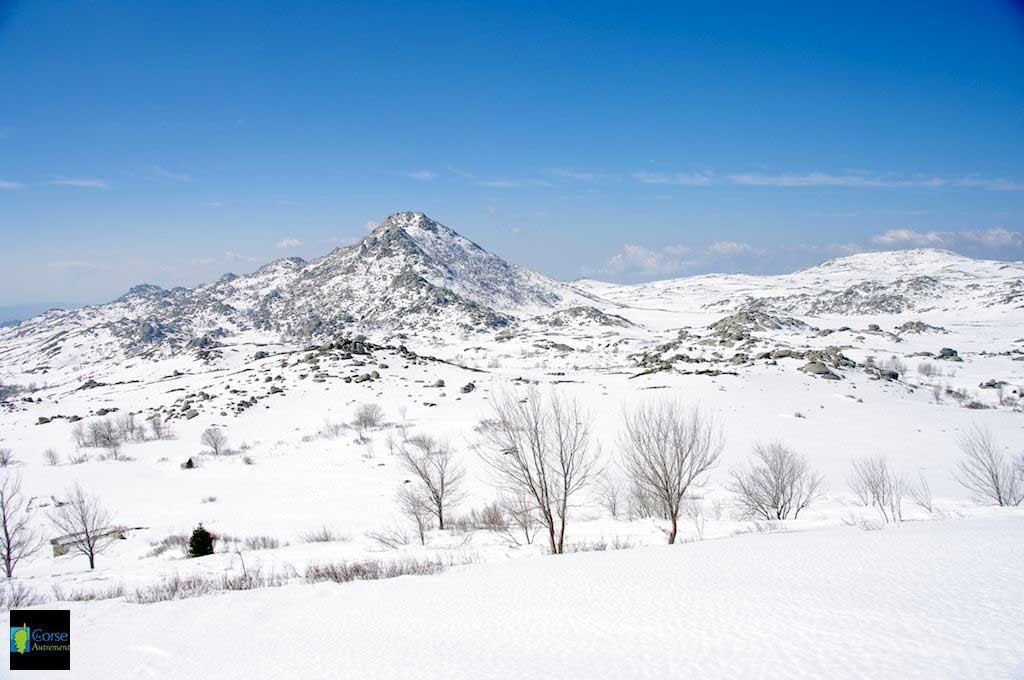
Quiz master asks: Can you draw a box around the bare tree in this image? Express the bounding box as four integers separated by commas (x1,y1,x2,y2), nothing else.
71,422,88,448
397,405,410,441
115,413,139,442
148,413,167,440
48,485,118,569
683,500,705,541
727,441,825,520
596,471,625,519
89,418,122,458
499,493,541,547
43,449,60,466
907,469,934,513
397,435,466,530
620,400,723,544
0,448,16,467
477,388,598,554
353,403,384,442
848,456,904,523
954,425,1023,506
396,485,432,545
201,427,229,456
0,471,41,577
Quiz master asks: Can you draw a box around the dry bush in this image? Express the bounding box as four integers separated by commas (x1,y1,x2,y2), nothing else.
143,534,189,559
201,427,229,455
299,526,349,543
148,413,168,440
620,400,723,544
0,471,41,576
396,435,466,530
683,499,706,541
52,582,126,602
352,403,384,441
396,485,432,545
0,581,47,609
71,422,88,448
907,470,934,513
954,425,1023,506
848,456,904,523
242,535,283,550
727,441,826,520
448,502,507,533
320,419,346,439
565,536,636,553
48,484,118,569
88,418,123,458
304,557,454,584
477,387,598,554
595,472,625,519
44,448,60,466
365,525,413,550
129,564,291,604
498,494,541,547
0,448,16,467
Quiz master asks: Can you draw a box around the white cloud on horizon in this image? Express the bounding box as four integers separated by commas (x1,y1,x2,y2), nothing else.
49,177,109,189
274,238,303,249
0,179,24,190
404,170,437,181
870,226,1023,248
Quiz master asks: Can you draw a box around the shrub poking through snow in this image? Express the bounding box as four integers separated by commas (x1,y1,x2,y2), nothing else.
954,424,1023,506
201,427,229,455
727,441,826,520
188,525,215,558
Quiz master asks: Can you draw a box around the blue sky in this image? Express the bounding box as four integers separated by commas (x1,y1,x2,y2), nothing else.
1,0,1022,307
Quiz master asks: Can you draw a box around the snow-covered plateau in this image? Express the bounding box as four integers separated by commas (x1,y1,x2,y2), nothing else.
1,212,1023,678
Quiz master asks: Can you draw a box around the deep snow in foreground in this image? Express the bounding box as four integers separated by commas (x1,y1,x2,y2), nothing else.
9,517,1023,680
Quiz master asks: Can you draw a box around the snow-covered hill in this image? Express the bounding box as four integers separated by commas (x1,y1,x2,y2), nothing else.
2,223,1023,680
577,248,1024,317
0,212,600,373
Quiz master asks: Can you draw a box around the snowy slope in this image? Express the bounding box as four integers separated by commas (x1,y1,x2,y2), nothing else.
11,517,1024,680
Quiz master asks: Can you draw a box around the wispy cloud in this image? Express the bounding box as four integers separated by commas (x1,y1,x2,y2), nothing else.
606,244,691,276
49,177,109,189
604,239,756,276
727,172,1022,191
404,170,437,181
0,179,24,190
224,251,260,263
872,226,1023,248
152,165,192,182
632,171,715,186
547,168,619,182
274,238,303,249
478,178,554,189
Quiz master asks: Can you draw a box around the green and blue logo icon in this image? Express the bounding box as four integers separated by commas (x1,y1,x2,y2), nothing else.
10,624,30,654
9,610,70,671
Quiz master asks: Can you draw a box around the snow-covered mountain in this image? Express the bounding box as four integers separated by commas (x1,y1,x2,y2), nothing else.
0,212,598,370
1,219,1021,380
578,248,1024,317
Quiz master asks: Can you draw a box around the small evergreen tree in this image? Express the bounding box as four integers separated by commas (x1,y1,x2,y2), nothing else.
188,524,215,558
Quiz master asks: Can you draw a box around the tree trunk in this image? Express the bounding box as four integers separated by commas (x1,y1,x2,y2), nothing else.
667,514,678,544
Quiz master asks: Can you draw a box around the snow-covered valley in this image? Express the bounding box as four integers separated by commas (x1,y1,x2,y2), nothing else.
2,212,1023,678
